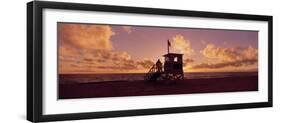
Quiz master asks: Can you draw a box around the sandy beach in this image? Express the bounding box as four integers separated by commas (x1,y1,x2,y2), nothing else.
59,75,258,99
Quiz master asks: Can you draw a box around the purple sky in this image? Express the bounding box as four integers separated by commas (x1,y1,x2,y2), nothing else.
58,23,258,73
111,25,258,61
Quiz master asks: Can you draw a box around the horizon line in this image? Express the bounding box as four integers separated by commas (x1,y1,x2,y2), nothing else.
59,71,258,75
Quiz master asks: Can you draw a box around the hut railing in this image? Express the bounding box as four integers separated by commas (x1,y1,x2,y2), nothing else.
144,64,164,81
144,64,157,81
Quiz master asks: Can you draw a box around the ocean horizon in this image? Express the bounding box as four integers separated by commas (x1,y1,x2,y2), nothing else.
59,72,258,84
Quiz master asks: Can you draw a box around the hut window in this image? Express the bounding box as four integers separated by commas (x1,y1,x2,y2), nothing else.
174,57,178,62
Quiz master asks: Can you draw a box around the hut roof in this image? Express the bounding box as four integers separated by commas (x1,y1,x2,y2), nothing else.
163,53,183,57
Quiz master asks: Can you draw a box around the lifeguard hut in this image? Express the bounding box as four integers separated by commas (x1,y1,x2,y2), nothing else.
162,53,184,80
144,40,184,81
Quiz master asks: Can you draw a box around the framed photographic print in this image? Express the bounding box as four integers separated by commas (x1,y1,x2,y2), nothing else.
27,1,273,122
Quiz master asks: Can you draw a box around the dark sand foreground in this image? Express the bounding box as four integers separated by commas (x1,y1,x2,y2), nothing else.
59,76,258,99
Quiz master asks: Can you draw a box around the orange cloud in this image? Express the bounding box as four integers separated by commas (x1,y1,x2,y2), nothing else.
59,48,152,73
201,43,257,62
192,59,257,69
183,58,195,67
192,43,258,71
122,26,132,34
171,34,193,55
201,44,239,62
59,23,115,51
137,59,154,69
58,23,155,73
243,46,258,61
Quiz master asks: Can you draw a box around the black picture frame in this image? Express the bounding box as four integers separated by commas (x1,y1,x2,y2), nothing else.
27,1,273,122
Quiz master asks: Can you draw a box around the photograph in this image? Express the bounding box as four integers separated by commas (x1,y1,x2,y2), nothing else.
26,1,273,122
58,22,259,99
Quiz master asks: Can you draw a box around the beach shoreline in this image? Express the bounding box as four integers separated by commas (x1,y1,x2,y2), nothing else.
59,75,258,99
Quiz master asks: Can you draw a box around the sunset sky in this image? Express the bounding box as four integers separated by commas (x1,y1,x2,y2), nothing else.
58,23,258,74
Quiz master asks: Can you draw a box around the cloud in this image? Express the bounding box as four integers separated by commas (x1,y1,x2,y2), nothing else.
184,58,195,63
243,46,258,61
171,34,194,55
58,23,155,73
183,58,195,67
201,44,238,62
137,59,154,69
193,43,258,70
59,48,155,73
192,59,257,69
201,43,257,62
58,23,150,73
59,45,80,60
122,26,132,34
58,23,115,51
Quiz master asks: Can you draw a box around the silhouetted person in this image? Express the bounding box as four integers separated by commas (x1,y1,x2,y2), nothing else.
156,59,163,72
